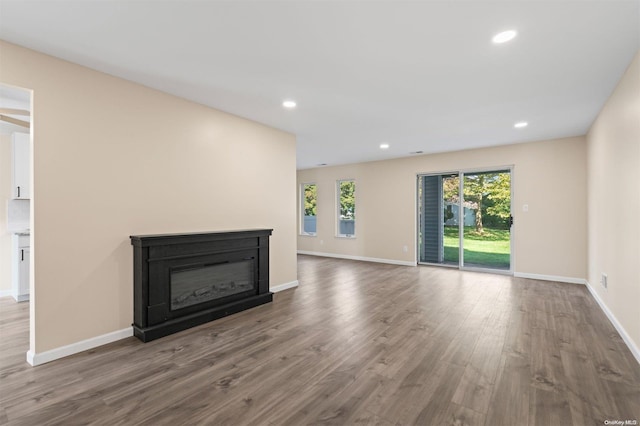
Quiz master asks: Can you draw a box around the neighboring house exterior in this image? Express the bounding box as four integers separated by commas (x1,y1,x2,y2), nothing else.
444,202,476,227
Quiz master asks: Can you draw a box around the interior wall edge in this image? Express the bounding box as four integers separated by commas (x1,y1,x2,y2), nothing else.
585,280,640,365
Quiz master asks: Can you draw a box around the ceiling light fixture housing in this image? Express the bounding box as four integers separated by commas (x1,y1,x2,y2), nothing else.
492,30,517,44
282,100,297,109
514,121,528,128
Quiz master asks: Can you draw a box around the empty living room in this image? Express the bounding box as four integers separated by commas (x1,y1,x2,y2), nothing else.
0,1,638,425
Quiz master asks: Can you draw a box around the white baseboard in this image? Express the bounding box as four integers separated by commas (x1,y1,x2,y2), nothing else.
0,291,28,301
297,250,416,267
24,280,299,367
513,272,587,285
271,280,299,293
27,327,133,367
584,281,640,365
515,273,640,365
12,294,29,302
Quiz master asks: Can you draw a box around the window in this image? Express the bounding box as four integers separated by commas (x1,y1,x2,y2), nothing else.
301,183,317,236
337,179,355,237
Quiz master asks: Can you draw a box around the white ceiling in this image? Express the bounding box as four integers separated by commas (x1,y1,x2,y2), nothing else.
0,1,638,169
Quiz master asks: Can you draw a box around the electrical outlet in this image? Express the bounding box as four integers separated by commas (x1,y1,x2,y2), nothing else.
403,245,408,253
320,240,324,245
601,273,608,289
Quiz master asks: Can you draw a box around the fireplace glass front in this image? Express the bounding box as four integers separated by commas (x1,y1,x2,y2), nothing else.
170,260,254,310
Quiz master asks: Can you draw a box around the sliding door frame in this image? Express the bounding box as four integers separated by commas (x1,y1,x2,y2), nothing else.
416,165,514,274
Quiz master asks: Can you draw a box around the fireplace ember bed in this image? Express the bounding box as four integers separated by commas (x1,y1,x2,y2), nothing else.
130,229,273,342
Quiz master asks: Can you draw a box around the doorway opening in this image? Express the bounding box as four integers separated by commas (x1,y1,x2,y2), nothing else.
417,168,512,272
0,82,34,364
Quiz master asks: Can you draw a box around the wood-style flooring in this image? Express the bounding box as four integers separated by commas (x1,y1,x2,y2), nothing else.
1,255,639,425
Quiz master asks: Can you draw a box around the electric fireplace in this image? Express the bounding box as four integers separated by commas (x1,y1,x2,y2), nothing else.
130,229,273,342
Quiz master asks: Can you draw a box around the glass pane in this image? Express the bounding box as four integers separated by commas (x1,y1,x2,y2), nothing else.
171,260,254,310
418,173,458,265
418,175,441,263
302,183,317,235
338,180,355,236
462,171,511,270
442,174,460,265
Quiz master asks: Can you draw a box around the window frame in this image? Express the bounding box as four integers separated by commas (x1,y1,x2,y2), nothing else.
336,179,356,238
300,182,317,237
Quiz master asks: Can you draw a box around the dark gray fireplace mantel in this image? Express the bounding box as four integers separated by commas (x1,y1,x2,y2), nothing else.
130,229,273,342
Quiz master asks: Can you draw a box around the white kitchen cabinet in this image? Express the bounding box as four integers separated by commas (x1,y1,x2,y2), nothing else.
12,132,30,199
11,234,30,302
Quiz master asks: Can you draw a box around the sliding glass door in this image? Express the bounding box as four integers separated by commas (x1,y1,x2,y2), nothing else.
461,171,511,270
418,169,512,272
417,173,458,266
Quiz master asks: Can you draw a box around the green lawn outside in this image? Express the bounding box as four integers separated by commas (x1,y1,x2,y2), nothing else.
443,226,510,269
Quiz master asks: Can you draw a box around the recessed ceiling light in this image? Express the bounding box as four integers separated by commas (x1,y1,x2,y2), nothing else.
282,100,297,109
380,143,390,149
514,121,528,128
492,30,517,44
317,163,327,166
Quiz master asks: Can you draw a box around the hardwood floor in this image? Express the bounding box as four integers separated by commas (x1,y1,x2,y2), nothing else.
1,255,639,425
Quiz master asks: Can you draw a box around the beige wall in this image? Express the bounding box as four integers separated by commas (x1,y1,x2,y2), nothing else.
0,41,298,354
0,133,11,293
297,136,588,280
587,52,640,353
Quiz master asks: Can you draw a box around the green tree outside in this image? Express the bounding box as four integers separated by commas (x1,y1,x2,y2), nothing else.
304,184,317,216
443,172,511,234
339,180,355,219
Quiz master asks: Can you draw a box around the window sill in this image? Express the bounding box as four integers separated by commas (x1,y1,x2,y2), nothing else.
336,235,356,239
300,233,317,237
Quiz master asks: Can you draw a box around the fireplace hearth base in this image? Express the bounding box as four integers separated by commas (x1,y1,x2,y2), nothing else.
130,229,273,342
133,292,272,342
